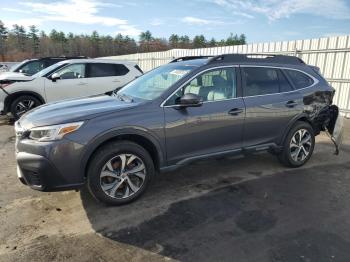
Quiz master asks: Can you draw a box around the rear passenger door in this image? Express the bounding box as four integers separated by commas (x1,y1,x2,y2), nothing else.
241,66,303,147
86,63,131,94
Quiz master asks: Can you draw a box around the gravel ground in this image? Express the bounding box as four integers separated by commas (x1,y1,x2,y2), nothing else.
0,116,349,262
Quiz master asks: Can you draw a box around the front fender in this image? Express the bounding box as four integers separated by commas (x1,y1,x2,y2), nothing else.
79,126,165,177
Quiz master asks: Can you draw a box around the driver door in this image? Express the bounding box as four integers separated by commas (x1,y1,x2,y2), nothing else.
44,63,88,102
163,67,245,165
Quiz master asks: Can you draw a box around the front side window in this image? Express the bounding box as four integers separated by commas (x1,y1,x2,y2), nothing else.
54,64,86,79
118,63,197,100
285,69,314,89
19,60,46,75
166,67,237,105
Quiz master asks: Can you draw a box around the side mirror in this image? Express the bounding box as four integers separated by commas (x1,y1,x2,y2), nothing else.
51,73,60,82
176,93,203,108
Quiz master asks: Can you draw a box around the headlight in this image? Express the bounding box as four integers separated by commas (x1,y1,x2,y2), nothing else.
29,121,84,142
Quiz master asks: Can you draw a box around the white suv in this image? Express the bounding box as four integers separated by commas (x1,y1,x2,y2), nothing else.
0,59,143,118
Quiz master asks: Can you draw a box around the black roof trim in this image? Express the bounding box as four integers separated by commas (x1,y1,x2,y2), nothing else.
34,56,89,60
170,56,213,63
208,54,305,65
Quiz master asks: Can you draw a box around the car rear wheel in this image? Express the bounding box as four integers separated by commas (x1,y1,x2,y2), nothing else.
278,121,315,168
87,141,155,205
10,95,42,119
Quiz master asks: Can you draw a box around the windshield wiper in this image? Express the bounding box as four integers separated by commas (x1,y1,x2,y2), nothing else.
120,93,134,102
114,92,133,102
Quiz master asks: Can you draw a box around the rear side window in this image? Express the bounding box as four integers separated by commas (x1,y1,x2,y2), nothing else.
278,70,294,92
243,67,279,96
243,67,294,96
284,69,314,89
115,64,129,76
88,63,129,77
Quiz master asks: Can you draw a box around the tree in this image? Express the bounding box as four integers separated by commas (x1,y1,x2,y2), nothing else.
169,34,179,48
139,30,153,42
90,30,100,57
225,33,246,46
208,38,217,47
0,21,8,60
179,35,190,48
239,34,246,45
12,24,27,52
193,35,206,48
0,23,248,61
28,25,39,56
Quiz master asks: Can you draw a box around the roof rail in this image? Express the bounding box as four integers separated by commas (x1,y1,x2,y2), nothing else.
208,54,305,65
170,56,213,63
37,56,89,60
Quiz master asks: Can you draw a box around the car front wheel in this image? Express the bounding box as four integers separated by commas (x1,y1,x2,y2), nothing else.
10,95,42,119
87,141,155,205
278,121,315,168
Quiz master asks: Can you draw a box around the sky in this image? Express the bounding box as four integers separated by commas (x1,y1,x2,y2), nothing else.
1,0,350,43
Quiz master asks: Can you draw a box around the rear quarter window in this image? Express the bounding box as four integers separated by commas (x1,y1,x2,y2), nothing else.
88,63,129,77
284,69,314,89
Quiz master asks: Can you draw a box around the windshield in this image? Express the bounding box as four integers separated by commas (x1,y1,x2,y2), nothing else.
32,61,67,78
117,63,197,100
10,60,28,72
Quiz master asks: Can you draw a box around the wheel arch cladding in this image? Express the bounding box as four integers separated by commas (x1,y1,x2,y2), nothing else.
82,130,164,178
279,114,315,146
4,91,45,113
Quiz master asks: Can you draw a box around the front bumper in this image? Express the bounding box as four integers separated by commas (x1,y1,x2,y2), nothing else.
16,138,86,191
0,88,6,114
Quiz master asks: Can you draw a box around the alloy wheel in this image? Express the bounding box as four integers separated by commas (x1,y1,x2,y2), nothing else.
289,128,313,163
99,154,146,199
15,99,36,116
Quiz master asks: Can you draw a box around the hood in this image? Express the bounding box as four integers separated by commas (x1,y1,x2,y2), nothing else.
19,95,140,129
0,72,33,81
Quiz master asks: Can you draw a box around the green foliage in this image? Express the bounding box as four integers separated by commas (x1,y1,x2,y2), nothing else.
0,20,247,61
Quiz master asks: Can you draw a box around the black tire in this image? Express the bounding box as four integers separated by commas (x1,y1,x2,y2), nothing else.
278,121,315,168
87,141,155,205
10,95,42,119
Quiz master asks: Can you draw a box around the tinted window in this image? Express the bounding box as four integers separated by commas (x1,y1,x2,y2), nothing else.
166,68,236,105
18,60,46,75
285,69,314,89
115,64,129,76
243,67,295,96
243,67,279,96
55,64,85,79
88,63,129,77
278,70,294,92
46,59,63,66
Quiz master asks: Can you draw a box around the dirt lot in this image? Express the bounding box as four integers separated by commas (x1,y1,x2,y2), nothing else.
0,117,350,262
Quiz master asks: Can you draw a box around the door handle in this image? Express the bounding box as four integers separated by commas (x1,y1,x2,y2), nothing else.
112,80,120,83
285,100,298,108
77,82,87,86
228,108,244,115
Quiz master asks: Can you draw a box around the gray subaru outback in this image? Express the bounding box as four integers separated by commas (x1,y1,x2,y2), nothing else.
15,54,339,205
